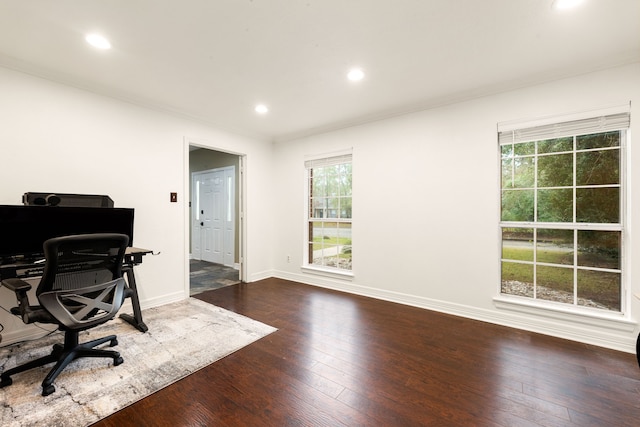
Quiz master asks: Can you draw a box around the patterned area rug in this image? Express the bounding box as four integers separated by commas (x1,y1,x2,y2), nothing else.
0,298,276,427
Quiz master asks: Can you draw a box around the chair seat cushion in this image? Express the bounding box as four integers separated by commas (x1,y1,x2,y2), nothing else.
10,305,55,324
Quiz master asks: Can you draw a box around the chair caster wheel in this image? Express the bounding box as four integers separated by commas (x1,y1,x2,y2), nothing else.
110,338,118,347
114,356,124,366
42,384,55,396
0,377,13,388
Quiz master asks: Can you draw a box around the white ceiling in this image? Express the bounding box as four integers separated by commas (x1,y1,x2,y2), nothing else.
0,0,638,142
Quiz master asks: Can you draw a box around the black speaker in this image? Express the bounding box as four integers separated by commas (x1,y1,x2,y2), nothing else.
22,192,114,208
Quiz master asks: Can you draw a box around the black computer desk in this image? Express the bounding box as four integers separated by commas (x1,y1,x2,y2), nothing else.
0,246,151,340
119,247,152,332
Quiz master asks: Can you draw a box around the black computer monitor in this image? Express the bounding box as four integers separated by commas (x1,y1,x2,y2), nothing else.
0,205,134,261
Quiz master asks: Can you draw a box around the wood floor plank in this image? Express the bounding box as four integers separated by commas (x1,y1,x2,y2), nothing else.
93,278,640,426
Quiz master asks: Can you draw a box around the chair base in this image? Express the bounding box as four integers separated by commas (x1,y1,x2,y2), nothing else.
0,331,123,396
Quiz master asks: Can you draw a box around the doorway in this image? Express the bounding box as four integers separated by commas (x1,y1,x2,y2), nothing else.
188,146,243,295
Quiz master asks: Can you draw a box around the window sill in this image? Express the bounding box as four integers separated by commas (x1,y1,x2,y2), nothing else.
301,265,354,281
493,295,636,333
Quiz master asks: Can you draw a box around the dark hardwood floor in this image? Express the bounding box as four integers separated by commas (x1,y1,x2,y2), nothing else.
94,278,640,426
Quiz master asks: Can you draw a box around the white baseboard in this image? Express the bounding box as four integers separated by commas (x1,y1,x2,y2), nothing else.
0,325,58,348
247,269,275,283
0,291,188,348
138,291,187,311
273,269,638,354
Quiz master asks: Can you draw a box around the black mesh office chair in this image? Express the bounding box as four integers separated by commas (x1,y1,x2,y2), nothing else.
0,233,129,396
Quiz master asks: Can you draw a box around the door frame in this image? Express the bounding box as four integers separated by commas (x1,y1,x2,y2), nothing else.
184,138,246,298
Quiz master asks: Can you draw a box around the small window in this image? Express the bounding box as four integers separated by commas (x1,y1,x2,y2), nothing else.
305,153,352,271
499,111,629,312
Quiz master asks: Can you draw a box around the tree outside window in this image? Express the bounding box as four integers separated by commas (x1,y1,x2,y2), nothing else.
306,155,352,271
500,115,627,312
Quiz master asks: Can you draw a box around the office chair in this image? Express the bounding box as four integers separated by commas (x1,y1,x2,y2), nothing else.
0,233,129,396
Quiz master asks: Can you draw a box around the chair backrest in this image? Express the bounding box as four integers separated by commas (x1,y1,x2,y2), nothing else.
38,233,129,294
36,233,129,330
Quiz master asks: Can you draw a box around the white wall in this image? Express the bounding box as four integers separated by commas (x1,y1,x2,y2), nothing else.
0,66,273,344
272,63,640,353
2,62,639,353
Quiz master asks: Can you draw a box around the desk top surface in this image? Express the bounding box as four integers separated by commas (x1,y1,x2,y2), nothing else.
0,248,152,275
126,247,153,255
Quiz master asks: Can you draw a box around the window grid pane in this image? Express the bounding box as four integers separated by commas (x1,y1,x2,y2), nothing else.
499,129,624,312
307,159,352,271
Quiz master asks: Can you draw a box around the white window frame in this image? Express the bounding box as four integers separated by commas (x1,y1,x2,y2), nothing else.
496,105,630,318
302,150,353,279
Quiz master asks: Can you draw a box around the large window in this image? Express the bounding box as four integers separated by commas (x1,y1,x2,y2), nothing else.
305,153,352,272
499,111,629,312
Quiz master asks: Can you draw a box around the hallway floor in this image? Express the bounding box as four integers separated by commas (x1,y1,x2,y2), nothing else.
189,260,240,295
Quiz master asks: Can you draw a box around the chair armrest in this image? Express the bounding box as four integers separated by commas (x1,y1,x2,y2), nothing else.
1,278,37,323
1,278,32,293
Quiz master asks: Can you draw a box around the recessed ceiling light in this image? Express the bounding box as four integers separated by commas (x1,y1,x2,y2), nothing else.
85,33,111,50
347,68,365,82
255,104,269,114
552,0,585,10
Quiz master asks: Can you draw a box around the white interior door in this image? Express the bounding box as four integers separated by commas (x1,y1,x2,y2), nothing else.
223,167,235,267
191,174,203,260
192,171,218,263
191,167,235,266
209,170,224,264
